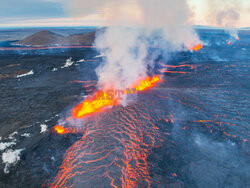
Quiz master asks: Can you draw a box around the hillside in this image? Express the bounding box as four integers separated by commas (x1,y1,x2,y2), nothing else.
13,30,97,46
13,30,65,46
66,31,96,46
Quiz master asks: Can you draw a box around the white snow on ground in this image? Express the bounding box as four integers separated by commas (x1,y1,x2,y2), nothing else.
0,142,16,151
40,124,48,133
2,149,24,173
94,54,105,58
21,133,31,137
52,68,58,72
0,132,18,151
61,57,74,68
8,132,18,141
77,58,85,63
16,70,34,78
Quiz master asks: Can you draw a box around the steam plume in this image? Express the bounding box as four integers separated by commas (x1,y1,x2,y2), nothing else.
205,0,243,39
64,0,200,92
205,0,242,28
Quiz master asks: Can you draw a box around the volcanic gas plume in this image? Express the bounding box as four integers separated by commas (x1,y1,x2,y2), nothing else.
64,0,201,91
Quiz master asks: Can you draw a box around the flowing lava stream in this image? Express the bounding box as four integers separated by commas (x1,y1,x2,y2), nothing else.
49,76,163,188
72,76,161,119
189,43,203,52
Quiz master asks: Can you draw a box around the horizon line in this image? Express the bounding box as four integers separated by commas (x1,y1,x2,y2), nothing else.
0,25,249,30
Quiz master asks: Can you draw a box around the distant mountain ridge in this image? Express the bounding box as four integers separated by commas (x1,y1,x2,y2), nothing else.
12,27,250,47
13,30,96,46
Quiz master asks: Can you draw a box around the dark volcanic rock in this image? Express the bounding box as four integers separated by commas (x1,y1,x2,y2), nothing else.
66,30,96,46
13,30,97,47
13,30,65,46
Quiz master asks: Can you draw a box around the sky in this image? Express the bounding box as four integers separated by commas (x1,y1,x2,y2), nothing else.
0,0,249,28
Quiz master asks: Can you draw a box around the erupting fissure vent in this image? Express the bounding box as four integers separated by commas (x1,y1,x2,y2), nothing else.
71,76,161,119
189,43,203,52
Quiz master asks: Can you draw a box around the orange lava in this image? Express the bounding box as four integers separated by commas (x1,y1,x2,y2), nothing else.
49,102,164,188
133,75,161,91
189,43,203,52
160,70,187,74
72,76,161,119
54,125,86,134
158,63,193,68
72,90,118,118
54,125,66,134
50,76,163,187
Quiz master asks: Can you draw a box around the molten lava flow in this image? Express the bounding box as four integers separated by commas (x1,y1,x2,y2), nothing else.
49,102,164,188
54,125,66,134
189,43,203,52
72,91,118,118
160,70,187,74
133,75,161,91
50,76,162,187
72,76,161,119
54,125,85,134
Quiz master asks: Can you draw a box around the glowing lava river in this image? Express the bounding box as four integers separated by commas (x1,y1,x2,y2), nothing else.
49,76,165,187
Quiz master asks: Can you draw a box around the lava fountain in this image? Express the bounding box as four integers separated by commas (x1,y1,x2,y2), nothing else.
189,43,203,52
71,76,161,119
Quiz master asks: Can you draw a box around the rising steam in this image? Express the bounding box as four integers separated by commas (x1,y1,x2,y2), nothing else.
204,0,243,39
205,0,242,28
64,0,201,92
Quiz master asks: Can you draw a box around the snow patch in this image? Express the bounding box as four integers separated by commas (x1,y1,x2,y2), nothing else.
0,142,16,151
94,54,105,58
52,68,58,72
8,132,18,141
77,58,85,63
61,58,74,68
21,133,31,137
16,70,34,78
2,149,24,173
40,124,48,133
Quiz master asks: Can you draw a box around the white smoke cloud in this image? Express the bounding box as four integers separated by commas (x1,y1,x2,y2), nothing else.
64,0,201,91
204,0,243,39
95,27,148,90
205,0,242,28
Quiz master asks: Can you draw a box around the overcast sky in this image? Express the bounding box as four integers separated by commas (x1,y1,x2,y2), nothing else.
0,0,249,28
